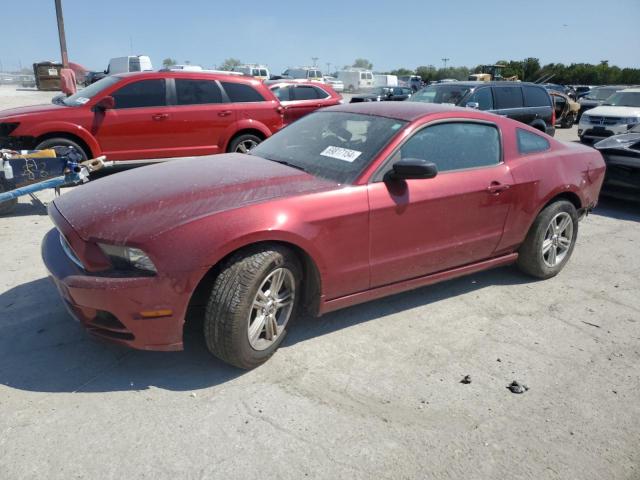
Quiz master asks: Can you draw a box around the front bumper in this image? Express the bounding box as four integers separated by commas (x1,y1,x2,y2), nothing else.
0,135,36,151
42,228,192,351
578,123,632,141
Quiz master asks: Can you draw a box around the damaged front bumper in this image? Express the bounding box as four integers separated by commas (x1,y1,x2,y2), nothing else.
41,228,192,351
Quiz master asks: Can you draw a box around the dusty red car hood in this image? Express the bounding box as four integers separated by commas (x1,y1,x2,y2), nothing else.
54,154,338,242
0,103,68,119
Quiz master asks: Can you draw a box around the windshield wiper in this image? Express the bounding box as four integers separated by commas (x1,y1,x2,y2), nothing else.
266,158,309,173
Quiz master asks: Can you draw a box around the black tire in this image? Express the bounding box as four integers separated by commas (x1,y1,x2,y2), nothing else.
0,181,17,215
227,134,262,154
35,137,89,161
204,246,302,369
561,112,576,128
517,200,578,279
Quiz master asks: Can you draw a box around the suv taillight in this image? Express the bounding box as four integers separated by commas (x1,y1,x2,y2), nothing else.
551,106,556,127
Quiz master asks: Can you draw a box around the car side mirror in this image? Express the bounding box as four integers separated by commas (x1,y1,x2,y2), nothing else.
94,96,115,111
386,158,438,181
466,101,480,109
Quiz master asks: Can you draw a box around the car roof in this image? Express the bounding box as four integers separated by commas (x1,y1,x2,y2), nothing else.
325,101,473,122
113,70,260,85
427,81,544,88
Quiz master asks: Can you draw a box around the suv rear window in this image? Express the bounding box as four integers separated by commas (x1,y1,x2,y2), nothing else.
112,79,166,109
523,86,550,107
221,82,265,102
175,79,222,105
494,87,524,109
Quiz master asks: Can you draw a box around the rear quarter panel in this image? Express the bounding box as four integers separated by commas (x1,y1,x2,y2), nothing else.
497,122,605,253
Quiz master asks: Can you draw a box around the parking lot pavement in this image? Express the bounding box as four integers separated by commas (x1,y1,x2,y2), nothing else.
1,89,639,479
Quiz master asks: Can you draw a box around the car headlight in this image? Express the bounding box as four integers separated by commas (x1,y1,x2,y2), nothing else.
98,243,157,274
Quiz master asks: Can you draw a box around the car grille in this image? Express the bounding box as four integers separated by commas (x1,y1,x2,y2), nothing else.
588,116,619,126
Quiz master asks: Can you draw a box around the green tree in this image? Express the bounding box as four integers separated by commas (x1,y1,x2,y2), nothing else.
162,58,177,68
389,68,414,77
353,58,373,70
220,57,242,71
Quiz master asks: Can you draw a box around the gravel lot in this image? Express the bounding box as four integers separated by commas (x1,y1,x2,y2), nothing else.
1,85,639,480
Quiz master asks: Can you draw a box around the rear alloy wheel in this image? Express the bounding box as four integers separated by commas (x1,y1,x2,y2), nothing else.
517,200,578,279
204,246,301,369
228,134,262,154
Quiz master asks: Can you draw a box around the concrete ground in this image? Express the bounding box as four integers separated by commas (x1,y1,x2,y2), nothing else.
1,86,639,480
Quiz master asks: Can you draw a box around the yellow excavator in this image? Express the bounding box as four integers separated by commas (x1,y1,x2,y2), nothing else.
469,64,519,82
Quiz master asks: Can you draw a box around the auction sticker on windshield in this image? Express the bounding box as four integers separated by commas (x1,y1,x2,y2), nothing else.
76,97,90,104
320,146,362,162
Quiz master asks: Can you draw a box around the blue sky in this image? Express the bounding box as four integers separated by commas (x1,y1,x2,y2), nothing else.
4,0,640,73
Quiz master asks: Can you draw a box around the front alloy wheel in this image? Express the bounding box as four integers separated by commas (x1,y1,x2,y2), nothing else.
248,267,295,350
204,246,301,369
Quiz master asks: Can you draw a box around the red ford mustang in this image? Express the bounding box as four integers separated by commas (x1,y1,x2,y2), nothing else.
42,103,605,368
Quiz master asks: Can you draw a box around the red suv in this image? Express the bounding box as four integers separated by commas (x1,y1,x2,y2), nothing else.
0,72,284,161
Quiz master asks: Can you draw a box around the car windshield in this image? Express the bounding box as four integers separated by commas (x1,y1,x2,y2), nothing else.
62,76,121,106
603,92,640,107
409,85,471,105
250,111,407,184
585,88,618,101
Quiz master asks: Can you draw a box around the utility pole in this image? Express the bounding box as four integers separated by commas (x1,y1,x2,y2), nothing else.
326,62,331,75
441,57,450,69
54,0,69,67
311,57,319,67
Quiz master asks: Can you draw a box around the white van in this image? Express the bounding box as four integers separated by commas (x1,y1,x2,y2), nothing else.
233,64,270,80
282,67,323,82
337,69,375,92
106,56,153,75
374,74,398,87
168,64,203,72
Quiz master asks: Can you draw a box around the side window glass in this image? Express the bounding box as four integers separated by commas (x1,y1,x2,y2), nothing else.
112,79,166,109
313,87,329,99
517,128,550,154
468,88,493,110
175,79,222,105
293,86,319,100
221,82,265,102
399,123,500,172
523,86,551,107
494,87,524,109
272,86,291,101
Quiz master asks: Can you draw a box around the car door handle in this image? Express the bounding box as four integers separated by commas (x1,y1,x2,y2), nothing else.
218,110,233,117
152,113,169,121
486,182,511,194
